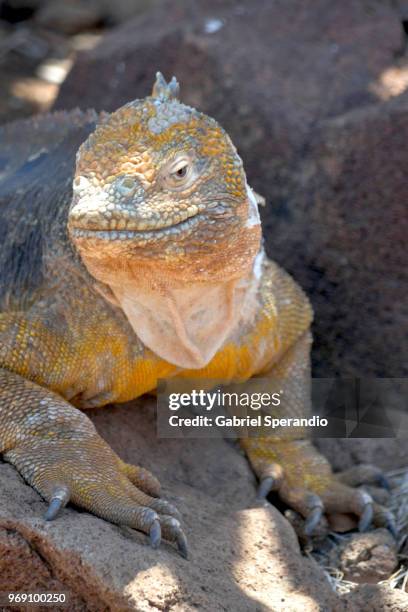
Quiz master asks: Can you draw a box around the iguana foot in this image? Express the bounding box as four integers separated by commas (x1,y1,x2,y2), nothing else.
242,437,396,538
7,436,188,556
1,370,187,557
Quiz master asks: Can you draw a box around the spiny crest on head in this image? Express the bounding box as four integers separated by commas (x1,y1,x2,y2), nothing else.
151,72,180,101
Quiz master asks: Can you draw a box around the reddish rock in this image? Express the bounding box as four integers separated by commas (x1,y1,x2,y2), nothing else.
288,96,408,377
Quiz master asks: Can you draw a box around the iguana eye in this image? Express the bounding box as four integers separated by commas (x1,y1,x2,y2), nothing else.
172,162,189,179
162,156,196,191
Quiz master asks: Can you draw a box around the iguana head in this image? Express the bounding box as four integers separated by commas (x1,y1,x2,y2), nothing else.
68,73,263,368
69,72,261,284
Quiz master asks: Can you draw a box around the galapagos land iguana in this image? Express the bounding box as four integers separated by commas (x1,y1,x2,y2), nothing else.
0,74,395,557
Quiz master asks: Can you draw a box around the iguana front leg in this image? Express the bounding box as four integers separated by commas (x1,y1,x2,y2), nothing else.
0,368,187,556
240,332,396,536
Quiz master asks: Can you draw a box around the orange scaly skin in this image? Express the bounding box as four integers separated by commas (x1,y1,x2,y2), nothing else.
0,75,394,556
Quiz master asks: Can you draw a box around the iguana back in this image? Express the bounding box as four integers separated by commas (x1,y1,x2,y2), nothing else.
0,110,97,311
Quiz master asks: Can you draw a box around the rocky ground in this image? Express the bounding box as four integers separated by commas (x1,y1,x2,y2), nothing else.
1,0,408,610
1,399,408,611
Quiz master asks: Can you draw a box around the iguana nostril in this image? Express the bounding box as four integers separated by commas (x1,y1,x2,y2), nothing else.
116,175,140,196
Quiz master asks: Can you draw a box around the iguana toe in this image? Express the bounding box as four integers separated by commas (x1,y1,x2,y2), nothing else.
150,498,182,521
336,463,391,491
121,462,161,497
159,516,189,559
372,505,398,538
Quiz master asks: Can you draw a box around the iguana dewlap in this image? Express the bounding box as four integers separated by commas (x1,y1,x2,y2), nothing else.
0,74,394,556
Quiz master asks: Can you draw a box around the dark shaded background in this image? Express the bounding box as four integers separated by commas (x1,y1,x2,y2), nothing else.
0,0,407,377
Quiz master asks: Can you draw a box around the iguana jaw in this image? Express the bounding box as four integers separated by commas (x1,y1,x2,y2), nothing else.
69,209,203,241
70,186,261,282
69,185,257,241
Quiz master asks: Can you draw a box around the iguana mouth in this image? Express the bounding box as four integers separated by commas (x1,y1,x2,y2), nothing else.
69,212,202,240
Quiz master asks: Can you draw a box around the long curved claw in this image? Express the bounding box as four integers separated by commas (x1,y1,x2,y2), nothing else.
44,486,70,521
256,477,275,500
176,530,188,559
149,520,162,549
372,505,398,538
45,499,64,522
385,512,398,539
255,463,284,500
358,491,374,532
159,516,189,559
376,474,391,491
304,496,324,536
